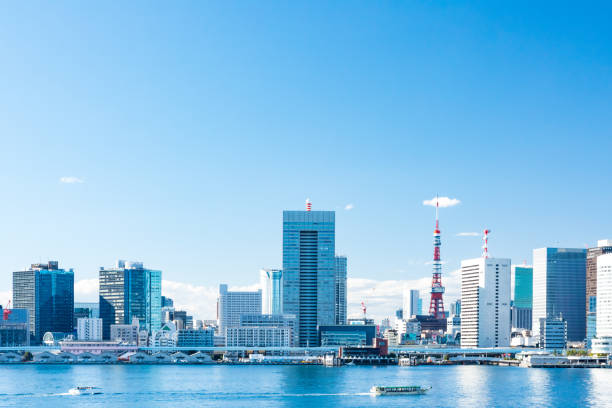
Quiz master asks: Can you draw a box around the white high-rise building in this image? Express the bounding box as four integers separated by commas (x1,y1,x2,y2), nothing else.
260,269,283,315
217,284,262,335
77,317,103,341
460,257,511,348
597,254,612,336
593,254,612,354
403,289,419,318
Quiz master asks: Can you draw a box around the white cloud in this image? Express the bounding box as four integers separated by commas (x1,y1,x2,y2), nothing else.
75,279,98,302
60,176,84,184
344,204,354,211
456,232,480,237
423,196,460,208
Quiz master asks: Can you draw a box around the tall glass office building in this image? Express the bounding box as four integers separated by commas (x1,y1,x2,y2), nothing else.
283,210,335,347
532,248,587,342
511,265,533,330
99,260,161,339
13,261,74,343
512,266,533,308
260,269,283,315
335,256,347,325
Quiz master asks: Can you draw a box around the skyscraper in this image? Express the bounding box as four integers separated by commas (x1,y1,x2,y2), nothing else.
532,248,587,342
217,284,262,335
13,261,74,343
334,256,347,325
403,289,420,318
260,269,283,315
596,253,612,338
99,260,162,339
460,257,511,348
593,253,612,353
586,240,612,345
283,205,335,347
511,265,533,330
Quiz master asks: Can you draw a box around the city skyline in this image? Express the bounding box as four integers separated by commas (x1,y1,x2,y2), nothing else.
1,2,611,322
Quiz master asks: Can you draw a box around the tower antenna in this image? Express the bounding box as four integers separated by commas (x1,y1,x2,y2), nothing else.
429,195,445,319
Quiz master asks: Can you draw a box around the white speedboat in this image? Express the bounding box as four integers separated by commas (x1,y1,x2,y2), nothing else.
68,386,103,396
370,385,431,396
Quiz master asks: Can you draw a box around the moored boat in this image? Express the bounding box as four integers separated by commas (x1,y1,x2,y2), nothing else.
370,385,431,395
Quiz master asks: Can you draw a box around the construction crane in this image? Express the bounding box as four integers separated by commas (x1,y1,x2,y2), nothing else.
3,300,12,320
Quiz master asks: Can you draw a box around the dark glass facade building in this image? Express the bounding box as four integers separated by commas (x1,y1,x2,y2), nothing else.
283,210,335,347
12,261,74,343
99,260,161,339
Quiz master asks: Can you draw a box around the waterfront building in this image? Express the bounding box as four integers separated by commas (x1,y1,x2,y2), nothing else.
74,302,100,329
59,339,136,355
335,256,347,325
593,253,612,354
175,328,214,347
226,326,292,347
403,289,420,319
217,284,262,335
0,308,30,347
99,260,162,339
77,318,103,341
13,261,74,343
586,240,612,347
233,314,296,346
110,318,140,344
460,257,511,348
42,331,73,346
282,208,336,347
318,324,376,346
260,269,283,315
538,316,567,350
150,322,177,347
532,248,587,342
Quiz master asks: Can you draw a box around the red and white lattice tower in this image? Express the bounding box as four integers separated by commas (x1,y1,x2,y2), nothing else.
482,229,491,258
429,198,446,319
306,198,312,212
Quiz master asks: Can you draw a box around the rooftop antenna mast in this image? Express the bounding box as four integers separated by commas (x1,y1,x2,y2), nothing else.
482,229,491,258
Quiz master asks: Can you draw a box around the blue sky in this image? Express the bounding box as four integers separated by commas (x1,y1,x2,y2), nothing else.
1,2,611,319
